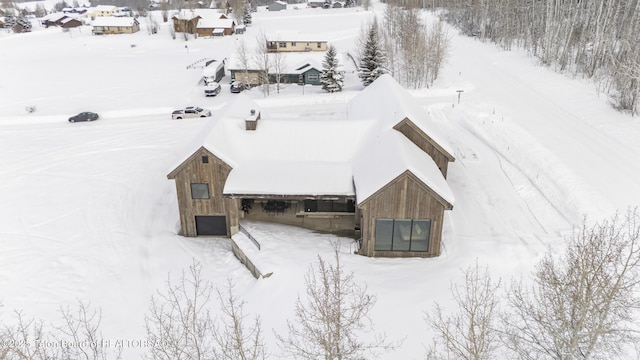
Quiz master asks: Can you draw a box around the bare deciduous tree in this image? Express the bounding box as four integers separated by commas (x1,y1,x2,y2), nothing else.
270,50,287,94
236,39,252,85
56,301,122,360
253,32,271,96
276,242,396,359
501,209,640,360
212,279,266,360
2,301,120,360
144,260,216,360
435,0,640,114
425,261,501,360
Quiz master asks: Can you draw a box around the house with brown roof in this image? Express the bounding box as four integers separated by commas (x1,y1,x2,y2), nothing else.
167,75,455,258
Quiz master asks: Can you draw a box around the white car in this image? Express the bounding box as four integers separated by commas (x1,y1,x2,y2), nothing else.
171,106,212,119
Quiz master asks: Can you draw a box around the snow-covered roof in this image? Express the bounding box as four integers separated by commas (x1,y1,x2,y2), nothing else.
347,74,455,160
196,18,234,29
41,12,69,22
179,94,368,196
265,31,327,42
94,5,118,12
173,8,224,20
171,76,454,202
60,17,81,24
92,17,137,27
227,52,344,74
274,1,288,5
352,129,455,206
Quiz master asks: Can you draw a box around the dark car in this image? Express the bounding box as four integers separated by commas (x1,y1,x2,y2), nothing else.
230,81,250,93
69,112,99,122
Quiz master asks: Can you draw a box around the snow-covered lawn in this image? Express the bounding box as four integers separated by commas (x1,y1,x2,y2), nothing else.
1,3,639,359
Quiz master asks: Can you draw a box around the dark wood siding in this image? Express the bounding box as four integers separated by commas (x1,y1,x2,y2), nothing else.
358,171,450,258
168,148,239,237
394,119,454,178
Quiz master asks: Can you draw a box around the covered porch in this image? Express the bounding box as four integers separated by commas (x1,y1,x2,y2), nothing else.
232,195,359,234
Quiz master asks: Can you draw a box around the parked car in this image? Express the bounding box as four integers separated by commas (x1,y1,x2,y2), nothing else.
230,81,250,93
171,106,212,119
204,82,222,97
68,112,99,122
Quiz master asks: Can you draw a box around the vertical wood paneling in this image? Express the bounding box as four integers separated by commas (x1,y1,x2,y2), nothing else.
171,148,234,237
358,172,449,258
394,120,452,178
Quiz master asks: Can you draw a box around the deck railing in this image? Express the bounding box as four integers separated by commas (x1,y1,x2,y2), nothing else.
239,224,261,250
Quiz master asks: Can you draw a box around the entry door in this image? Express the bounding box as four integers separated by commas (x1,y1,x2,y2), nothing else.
195,216,227,236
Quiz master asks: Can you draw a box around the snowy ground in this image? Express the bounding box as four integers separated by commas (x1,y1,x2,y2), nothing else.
1,3,639,359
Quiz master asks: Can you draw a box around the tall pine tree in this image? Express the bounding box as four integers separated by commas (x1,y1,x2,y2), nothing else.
358,19,387,87
320,44,344,93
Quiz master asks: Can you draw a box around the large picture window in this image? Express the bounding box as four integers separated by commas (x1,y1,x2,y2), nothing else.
190,183,210,199
374,219,431,252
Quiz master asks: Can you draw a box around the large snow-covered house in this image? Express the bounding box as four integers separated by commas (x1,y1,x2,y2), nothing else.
167,75,455,258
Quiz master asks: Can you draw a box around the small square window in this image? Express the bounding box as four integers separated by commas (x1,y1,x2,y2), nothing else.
190,183,210,199
202,156,209,163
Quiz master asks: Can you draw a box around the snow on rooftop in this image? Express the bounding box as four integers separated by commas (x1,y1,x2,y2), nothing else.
171,76,454,201
352,128,455,206
92,16,137,27
196,17,234,29
94,5,118,11
224,161,355,196
265,31,327,42
227,52,345,73
173,8,224,20
348,74,456,159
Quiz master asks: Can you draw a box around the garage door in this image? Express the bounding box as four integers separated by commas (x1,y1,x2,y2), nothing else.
195,216,227,236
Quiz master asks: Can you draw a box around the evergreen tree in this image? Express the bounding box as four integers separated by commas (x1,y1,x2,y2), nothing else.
242,0,252,24
320,44,344,93
358,19,387,87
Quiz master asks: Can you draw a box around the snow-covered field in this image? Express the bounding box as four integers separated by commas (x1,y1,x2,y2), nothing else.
1,3,639,359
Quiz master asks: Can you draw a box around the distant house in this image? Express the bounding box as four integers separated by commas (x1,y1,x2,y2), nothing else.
92,17,139,34
60,17,82,28
91,5,119,17
63,7,87,14
196,17,235,37
0,18,5,28
167,75,455,259
268,0,287,11
172,9,227,35
235,24,245,34
307,0,325,7
275,59,323,85
265,33,327,52
41,13,81,28
228,52,337,86
42,13,68,27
